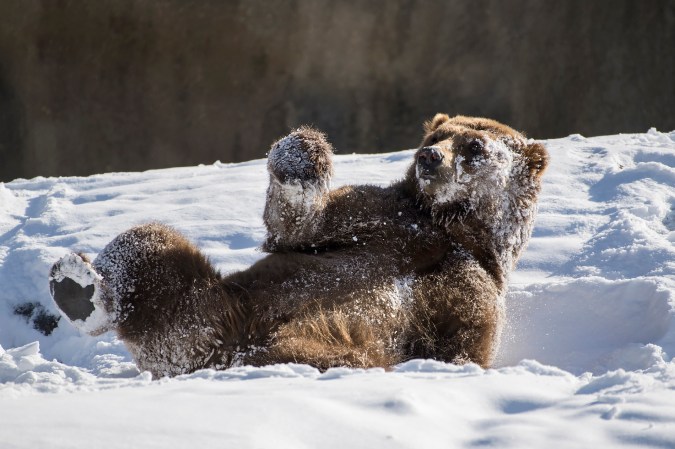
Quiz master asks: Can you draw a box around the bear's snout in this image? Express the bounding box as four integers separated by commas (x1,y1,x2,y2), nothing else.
417,147,444,177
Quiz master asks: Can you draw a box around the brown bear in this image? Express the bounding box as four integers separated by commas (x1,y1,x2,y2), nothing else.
49,114,548,378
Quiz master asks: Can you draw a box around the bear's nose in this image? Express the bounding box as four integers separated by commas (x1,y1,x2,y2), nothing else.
418,147,444,169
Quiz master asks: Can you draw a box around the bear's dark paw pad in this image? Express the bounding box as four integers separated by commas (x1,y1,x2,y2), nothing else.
49,253,110,334
268,127,333,185
50,277,96,322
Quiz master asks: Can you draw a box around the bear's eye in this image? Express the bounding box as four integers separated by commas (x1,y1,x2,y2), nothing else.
467,140,484,154
428,135,438,145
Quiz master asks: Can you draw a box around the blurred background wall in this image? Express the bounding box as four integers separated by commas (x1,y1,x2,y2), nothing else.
0,0,673,181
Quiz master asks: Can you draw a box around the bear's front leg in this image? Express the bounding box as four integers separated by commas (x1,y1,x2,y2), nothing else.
263,127,334,251
405,256,505,368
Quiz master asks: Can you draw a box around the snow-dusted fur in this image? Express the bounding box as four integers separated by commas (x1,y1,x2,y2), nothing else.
264,126,333,250
49,115,548,378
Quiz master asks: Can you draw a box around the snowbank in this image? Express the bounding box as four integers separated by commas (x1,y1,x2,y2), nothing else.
1,129,674,448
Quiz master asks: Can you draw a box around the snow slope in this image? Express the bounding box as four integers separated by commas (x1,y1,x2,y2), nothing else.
1,129,674,448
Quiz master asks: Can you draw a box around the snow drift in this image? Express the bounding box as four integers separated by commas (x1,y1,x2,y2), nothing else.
1,129,674,448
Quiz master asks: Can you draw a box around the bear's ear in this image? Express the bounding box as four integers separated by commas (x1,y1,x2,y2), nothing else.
424,113,451,134
522,141,549,179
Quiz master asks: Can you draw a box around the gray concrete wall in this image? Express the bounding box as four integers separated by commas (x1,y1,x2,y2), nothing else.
0,0,673,181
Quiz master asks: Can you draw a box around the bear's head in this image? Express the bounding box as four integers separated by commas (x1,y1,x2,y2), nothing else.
410,114,548,219
408,114,549,272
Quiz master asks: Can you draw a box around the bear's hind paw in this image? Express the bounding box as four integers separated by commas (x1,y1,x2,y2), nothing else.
49,253,112,335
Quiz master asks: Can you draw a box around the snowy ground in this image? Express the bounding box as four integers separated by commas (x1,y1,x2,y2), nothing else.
1,129,674,448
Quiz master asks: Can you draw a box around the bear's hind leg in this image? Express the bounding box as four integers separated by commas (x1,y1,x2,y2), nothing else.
95,223,247,376
52,223,244,377
263,127,334,250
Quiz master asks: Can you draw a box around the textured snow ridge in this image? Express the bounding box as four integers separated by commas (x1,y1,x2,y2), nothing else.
2,341,675,449
1,129,674,448
497,129,675,378
0,342,150,396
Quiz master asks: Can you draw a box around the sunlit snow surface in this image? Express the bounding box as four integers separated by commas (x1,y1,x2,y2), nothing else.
1,130,675,448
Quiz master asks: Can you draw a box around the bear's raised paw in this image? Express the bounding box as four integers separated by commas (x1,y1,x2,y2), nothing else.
267,126,334,187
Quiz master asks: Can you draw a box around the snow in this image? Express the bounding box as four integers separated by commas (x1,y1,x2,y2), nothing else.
1,129,675,447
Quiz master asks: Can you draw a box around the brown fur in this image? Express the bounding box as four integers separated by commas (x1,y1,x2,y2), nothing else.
259,309,398,370
53,115,548,378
